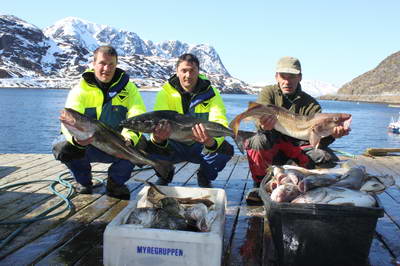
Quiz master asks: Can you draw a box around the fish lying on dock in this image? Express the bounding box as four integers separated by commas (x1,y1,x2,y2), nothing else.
229,102,352,148
59,108,173,179
120,110,253,153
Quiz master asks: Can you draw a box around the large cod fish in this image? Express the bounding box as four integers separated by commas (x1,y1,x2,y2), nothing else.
60,108,173,179
120,110,252,153
229,102,352,148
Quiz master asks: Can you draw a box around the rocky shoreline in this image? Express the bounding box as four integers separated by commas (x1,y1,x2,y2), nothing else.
318,94,400,105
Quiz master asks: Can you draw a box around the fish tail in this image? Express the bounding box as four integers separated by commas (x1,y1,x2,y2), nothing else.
153,160,174,181
234,130,256,154
343,116,352,130
133,177,166,195
228,113,244,136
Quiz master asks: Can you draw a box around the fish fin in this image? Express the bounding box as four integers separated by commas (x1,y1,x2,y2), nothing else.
248,101,262,109
229,102,261,135
153,160,174,182
228,113,243,136
343,116,352,130
309,130,321,149
133,177,166,196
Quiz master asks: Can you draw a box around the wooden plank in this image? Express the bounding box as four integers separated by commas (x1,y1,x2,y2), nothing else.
385,187,400,204
170,162,198,186
368,237,397,266
360,156,400,178
377,192,400,229
39,164,168,265
226,156,265,266
74,246,103,266
349,156,400,202
227,204,264,265
0,155,57,182
363,148,400,156
0,159,65,186
0,176,111,260
263,217,278,266
0,163,109,219
35,200,128,266
222,158,251,264
1,154,399,265
375,213,400,259
0,163,70,207
375,157,400,186
0,154,46,165
0,192,122,264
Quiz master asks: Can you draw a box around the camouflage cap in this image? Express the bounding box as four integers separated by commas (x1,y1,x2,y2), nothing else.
275,56,301,74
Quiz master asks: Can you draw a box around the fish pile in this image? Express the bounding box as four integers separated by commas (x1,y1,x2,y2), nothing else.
262,164,394,207
126,180,218,232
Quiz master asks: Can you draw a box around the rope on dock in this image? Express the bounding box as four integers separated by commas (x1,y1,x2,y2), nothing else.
332,149,357,159
0,167,153,249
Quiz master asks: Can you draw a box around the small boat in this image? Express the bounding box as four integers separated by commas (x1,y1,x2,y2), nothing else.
388,113,400,134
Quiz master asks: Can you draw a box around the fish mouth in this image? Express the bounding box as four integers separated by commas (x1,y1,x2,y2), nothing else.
59,110,75,125
59,110,84,131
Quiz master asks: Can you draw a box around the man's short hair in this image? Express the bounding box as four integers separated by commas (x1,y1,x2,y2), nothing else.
176,53,200,69
93,45,118,62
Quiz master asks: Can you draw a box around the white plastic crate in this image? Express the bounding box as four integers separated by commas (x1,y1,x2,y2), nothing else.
103,185,227,266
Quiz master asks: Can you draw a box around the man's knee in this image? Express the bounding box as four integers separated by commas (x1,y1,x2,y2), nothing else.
304,147,338,165
52,135,85,163
216,140,234,157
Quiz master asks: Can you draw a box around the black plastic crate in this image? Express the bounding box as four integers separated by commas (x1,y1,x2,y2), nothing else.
259,179,384,266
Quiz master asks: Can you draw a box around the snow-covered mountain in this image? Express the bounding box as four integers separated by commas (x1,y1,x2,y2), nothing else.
0,15,247,92
250,80,339,97
0,15,339,96
299,80,339,97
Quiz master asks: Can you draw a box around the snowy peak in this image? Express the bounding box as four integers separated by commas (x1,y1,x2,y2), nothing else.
0,15,52,77
44,17,152,56
44,17,230,75
0,14,248,92
300,80,339,97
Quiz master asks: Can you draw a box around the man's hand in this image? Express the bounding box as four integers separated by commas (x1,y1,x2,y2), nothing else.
259,115,277,131
152,121,172,144
192,123,216,148
331,126,351,138
74,136,94,146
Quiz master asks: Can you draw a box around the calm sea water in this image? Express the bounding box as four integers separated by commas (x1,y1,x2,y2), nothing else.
1,88,400,155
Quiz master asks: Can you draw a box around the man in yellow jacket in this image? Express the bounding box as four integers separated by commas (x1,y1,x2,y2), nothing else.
52,45,146,200
150,53,233,187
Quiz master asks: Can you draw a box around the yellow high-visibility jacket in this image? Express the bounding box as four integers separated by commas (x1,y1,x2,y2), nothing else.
62,68,146,146
154,74,228,151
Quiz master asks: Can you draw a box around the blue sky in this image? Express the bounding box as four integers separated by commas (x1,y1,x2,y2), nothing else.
3,0,400,86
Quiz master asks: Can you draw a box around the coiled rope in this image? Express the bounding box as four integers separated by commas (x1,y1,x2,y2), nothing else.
0,167,152,249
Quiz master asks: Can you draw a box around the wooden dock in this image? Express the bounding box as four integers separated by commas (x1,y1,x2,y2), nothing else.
0,153,399,265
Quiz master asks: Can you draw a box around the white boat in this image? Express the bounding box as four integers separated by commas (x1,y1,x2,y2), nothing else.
388,113,400,134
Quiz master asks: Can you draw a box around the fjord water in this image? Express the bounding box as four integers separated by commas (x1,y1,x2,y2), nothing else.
1,88,399,155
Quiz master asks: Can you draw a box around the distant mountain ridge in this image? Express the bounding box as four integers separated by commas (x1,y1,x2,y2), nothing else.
320,51,400,103
0,15,248,93
338,51,400,96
